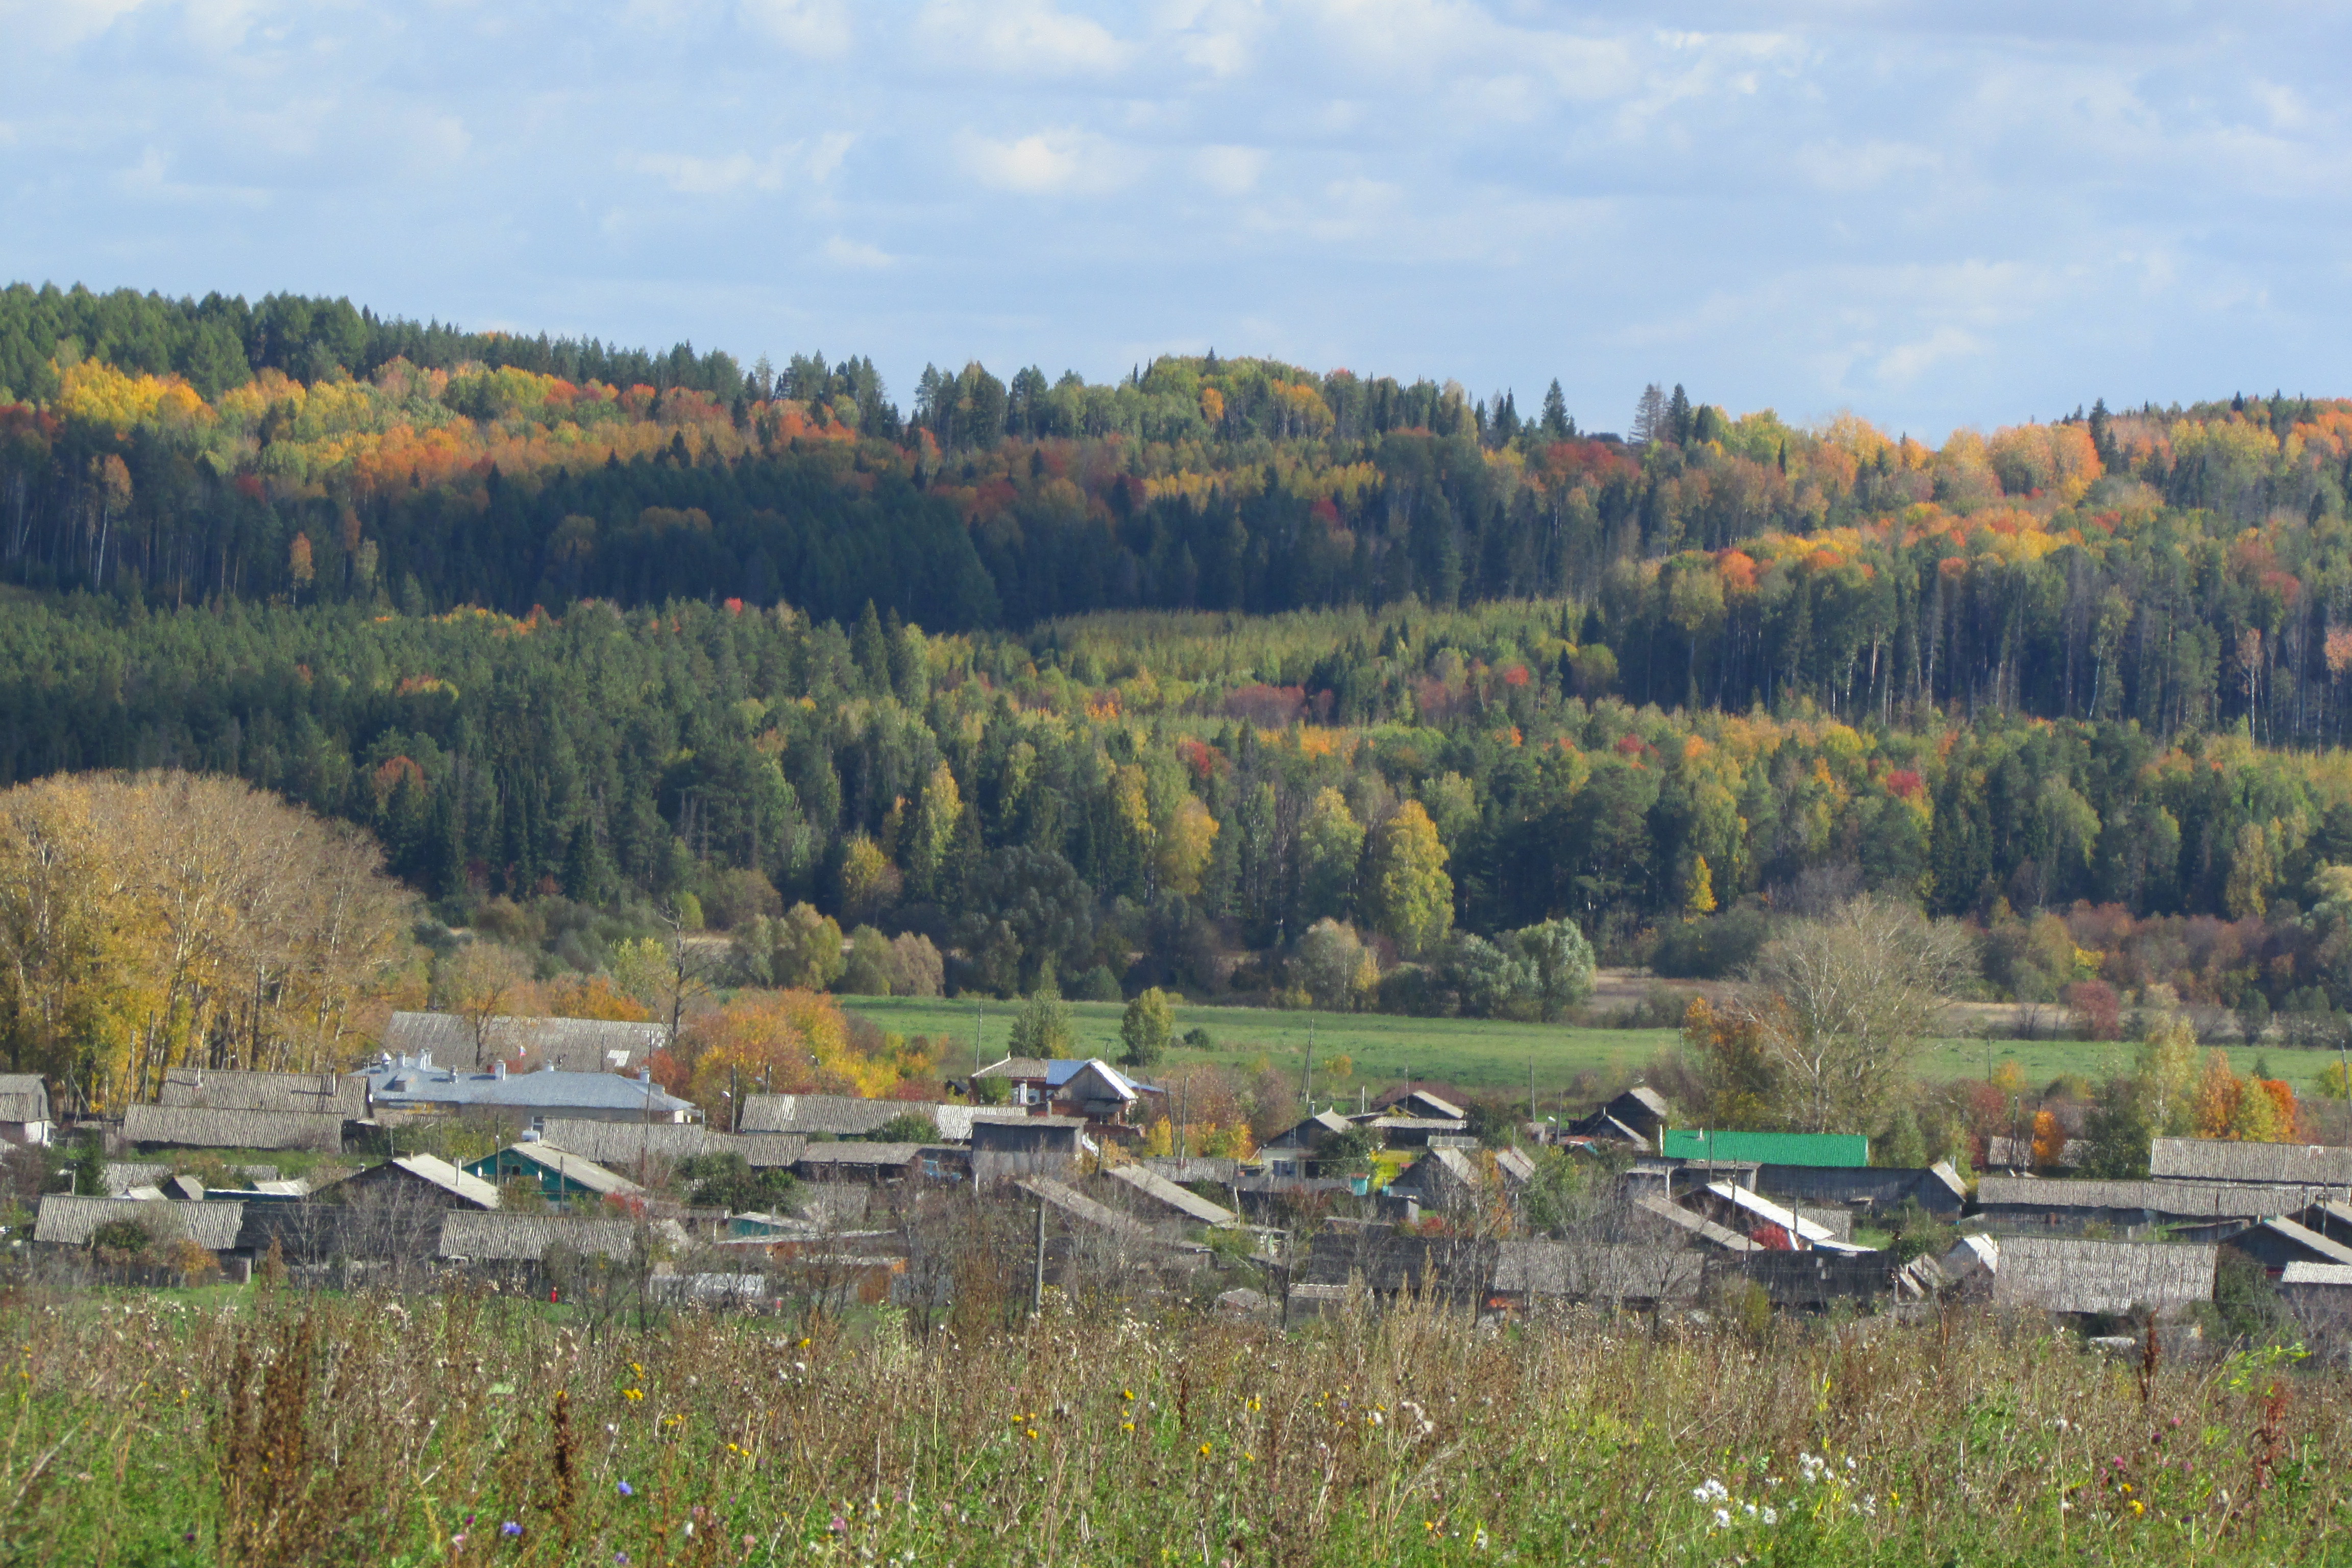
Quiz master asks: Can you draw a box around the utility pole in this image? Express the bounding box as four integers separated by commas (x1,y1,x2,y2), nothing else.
1032,1195,1046,1313
1300,1015,1314,1112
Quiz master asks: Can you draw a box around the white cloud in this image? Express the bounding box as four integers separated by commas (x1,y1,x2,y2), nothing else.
1193,144,1264,194
917,0,1132,77
824,235,893,268
1875,325,1984,387
958,128,1139,195
1795,137,1941,192
740,0,852,57
618,135,851,195
0,0,155,47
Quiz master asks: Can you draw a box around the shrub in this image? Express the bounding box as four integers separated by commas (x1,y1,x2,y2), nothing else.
1648,905,1774,979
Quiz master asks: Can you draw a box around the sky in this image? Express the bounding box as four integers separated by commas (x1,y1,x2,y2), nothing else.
2,0,2348,440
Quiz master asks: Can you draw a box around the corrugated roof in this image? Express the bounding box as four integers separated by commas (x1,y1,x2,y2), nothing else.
2150,1138,2352,1187
158,1069,366,1118
1017,1176,1155,1240
100,1162,171,1196
1660,1130,1869,1168
437,1210,686,1262
2281,1261,2352,1287
792,1142,925,1167
529,1120,806,1169
1103,1163,1236,1226
1494,1239,1709,1300
1993,1237,2217,1314
739,1095,941,1137
382,1012,669,1072
35,1194,245,1250
972,1057,1053,1080
122,1104,345,1152
1978,1175,2345,1219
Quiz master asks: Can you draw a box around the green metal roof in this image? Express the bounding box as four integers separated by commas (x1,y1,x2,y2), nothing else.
1659,1129,1869,1168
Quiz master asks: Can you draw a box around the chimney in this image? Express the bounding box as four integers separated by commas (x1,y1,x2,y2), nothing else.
419,1050,433,1070
542,1059,556,1073
492,1059,507,1080
639,1065,652,1084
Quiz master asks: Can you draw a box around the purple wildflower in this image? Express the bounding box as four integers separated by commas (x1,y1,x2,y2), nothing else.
502,1521,523,1537
618,1480,634,1497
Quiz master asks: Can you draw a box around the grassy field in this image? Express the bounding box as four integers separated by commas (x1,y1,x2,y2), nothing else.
840,994,1679,1106
9,1286,2342,1565
843,994,2344,1107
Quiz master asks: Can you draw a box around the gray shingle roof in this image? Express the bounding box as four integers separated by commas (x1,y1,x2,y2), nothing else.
972,1057,1053,1080
35,1193,246,1250
0,1074,50,1125
792,1142,924,1168
364,1061,698,1118
100,1162,171,1197
1977,1175,2345,1219
1017,1176,1154,1240
1495,1239,1709,1301
531,1120,806,1169
1103,1162,1237,1226
2149,1138,2352,1186
382,1012,669,1072
437,1210,688,1262
158,1069,366,1118
739,1095,941,1137
1993,1237,2218,1314
122,1104,347,1152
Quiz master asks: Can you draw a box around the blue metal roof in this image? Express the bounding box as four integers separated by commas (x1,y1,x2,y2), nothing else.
362,1061,698,1117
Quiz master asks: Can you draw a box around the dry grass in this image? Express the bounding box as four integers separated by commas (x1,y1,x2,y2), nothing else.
2,1282,2349,1565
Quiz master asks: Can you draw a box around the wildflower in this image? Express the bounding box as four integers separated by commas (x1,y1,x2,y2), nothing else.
1692,1479,1729,1504
828,1515,847,1534
451,1535,468,1548
1712,1509,1731,1529
618,1481,634,1497
1122,1388,1135,1401
1761,1508,1778,1526
616,1555,630,1565
501,1521,523,1537
2130,1500,2145,1516
1199,1443,1213,1457
1122,1422,1135,1432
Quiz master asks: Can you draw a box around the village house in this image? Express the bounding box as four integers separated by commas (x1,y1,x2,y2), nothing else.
157,1067,368,1119
1992,1236,2218,1316
0,1075,54,1146
2150,1137,2352,1190
336,1153,501,1210
464,1142,646,1205
122,1104,348,1154
1563,1086,1670,1150
969,1057,1161,1125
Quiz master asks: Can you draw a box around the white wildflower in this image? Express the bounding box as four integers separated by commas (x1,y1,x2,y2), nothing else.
1712,1509,1731,1529
1693,1479,1729,1503
1761,1508,1778,1526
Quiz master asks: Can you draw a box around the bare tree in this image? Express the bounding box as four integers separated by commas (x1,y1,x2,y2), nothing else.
1737,894,1974,1134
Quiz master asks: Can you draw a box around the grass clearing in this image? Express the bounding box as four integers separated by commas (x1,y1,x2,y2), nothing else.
840,994,1676,1100
847,995,2352,1107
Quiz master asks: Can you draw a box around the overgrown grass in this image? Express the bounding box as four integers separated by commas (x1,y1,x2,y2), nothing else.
7,1284,2350,1565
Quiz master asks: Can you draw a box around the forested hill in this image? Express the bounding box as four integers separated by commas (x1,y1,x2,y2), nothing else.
4,281,2352,736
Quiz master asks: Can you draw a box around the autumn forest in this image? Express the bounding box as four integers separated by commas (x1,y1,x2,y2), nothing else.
8,280,2352,1113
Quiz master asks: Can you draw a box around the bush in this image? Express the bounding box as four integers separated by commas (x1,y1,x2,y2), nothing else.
2065,979,2121,1041
1072,964,1124,1002
1376,963,1450,1017
866,1112,940,1145
675,1153,797,1214
1648,905,1774,979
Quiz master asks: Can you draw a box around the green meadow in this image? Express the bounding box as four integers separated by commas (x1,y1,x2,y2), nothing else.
842,994,2346,1107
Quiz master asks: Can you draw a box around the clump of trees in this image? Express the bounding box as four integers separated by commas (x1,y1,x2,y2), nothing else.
0,771,413,1106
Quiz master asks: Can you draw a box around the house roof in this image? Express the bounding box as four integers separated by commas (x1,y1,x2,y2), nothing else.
2240,1217,2352,1267
122,1104,346,1152
1365,1116,1471,1133
0,1074,50,1124
2149,1138,2352,1187
1266,1109,1354,1149
382,1011,669,1072
1992,1237,2218,1314
101,1162,171,1196
1103,1163,1236,1227
1017,1176,1155,1240
531,1119,806,1169
1495,1148,1537,1184
1702,1181,1848,1248
379,1154,502,1209
480,1143,645,1198
972,1056,1054,1081
1629,1189,1758,1251
363,1061,698,1118
793,1142,927,1166
2281,1261,2352,1287
1661,1130,1870,1168
739,1095,941,1138
35,1193,245,1250
1977,1175,2347,1219
158,1068,366,1118
1393,1089,1465,1120
1610,1086,1671,1121
1496,1238,1709,1300
437,1210,686,1262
